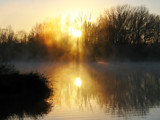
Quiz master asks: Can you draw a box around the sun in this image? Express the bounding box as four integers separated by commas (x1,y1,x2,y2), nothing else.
60,13,83,37
75,77,81,87
68,27,82,37
71,29,82,37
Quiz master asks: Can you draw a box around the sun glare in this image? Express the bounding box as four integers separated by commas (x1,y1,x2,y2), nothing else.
75,77,81,87
72,29,82,37
60,13,83,37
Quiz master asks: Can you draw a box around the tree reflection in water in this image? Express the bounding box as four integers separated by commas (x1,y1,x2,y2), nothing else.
50,63,160,117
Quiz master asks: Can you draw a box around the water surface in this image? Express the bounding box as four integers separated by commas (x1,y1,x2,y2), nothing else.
10,62,160,120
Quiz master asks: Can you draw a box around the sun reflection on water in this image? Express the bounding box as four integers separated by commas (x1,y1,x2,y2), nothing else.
75,77,81,87
18,63,160,120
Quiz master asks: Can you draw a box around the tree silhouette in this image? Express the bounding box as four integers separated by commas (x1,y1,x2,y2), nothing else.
0,5,160,62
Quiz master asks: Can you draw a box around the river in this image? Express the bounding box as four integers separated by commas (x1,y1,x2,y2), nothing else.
8,62,160,120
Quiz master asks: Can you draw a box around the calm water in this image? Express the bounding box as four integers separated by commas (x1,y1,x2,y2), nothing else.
7,62,160,120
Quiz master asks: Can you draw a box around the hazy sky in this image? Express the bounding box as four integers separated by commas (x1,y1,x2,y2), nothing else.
0,0,160,32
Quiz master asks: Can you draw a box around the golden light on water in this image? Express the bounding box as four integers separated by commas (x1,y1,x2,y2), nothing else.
75,77,81,87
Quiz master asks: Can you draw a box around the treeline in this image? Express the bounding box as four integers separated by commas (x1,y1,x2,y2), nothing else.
1,5,160,61
83,5,160,61
0,22,73,61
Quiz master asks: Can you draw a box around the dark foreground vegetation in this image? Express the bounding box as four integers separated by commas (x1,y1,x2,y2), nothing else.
0,64,53,120
0,4,160,61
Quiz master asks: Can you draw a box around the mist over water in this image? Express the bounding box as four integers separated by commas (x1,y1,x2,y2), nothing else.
9,62,160,120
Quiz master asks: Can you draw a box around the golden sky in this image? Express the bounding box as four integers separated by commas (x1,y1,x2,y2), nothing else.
0,0,160,32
